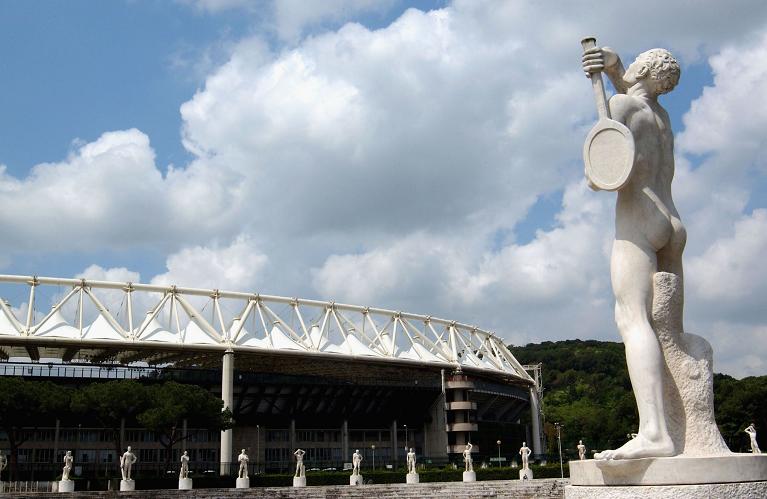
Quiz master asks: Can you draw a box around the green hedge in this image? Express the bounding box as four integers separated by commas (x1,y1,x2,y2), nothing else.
85,464,568,490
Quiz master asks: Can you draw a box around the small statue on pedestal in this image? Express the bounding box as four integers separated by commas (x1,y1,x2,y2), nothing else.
120,446,137,481
238,449,249,479
519,442,531,470
407,447,417,474
180,451,190,479
62,450,74,481
463,442,474,472
745,424,761,454
294,449,306,477
352,449,363,475
577,440,586,461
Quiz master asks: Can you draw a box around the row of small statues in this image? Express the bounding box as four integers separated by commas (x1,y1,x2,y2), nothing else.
0,424,760,483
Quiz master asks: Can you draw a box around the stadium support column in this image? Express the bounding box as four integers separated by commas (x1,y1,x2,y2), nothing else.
220,350,234,476
342,420,349,462
529,386,543,459
391,420,398,468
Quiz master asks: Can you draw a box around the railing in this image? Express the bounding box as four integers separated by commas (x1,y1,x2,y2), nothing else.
0,274,532,381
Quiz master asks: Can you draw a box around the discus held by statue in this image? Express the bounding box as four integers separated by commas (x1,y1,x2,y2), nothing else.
583,118,635,191
581,36,636,191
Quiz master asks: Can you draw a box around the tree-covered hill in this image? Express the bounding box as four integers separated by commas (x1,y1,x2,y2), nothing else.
509,339,766,459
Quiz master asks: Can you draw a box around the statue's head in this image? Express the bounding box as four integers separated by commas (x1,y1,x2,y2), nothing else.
127,446,132,452
183,451,187,456
579,440,583,444
410,447,414,452
627,48,680,95
522,441,526,446
241,449,246,453
66,451,72,456
355,449,360,453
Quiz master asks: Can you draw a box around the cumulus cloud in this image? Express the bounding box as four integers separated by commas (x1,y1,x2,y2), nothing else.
3,1,767,377
150,235,268,291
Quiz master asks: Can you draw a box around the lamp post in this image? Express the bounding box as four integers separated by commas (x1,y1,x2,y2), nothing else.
256,425,260,474
371,444,375,471
554,423,564,478
496,440,501,467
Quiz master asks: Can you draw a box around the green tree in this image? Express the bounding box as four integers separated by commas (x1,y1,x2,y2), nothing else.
137,381,233,468
70,380,149,461
0,378,69,480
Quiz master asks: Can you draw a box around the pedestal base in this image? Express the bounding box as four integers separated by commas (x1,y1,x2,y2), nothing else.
519,468,533,480
350,474,363,485
58,480,75,492
406,472,419,484
565,481,767,499
120,480,135,491
235,477,250,489
462,471,476,482
569,454,767,486
178,478,193,489
293,476,306,487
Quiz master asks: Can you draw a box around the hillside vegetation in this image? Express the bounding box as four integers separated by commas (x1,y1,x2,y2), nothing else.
509,340,766,458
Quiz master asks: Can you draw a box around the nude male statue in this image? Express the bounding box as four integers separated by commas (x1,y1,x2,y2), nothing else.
180,450,190,479
577,440,586,461
294,448,306,477
352,449,363,475
62,450,74,481
745,423,761,454
519,442,531,470
237,449,249,479
582,44,682,460
120,446,137,481
463,442,473,472
406,447,416,474
0,450,6,480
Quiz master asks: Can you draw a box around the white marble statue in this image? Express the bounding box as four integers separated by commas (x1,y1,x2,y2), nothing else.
180,450,189,479
745,424,761,454
0,450,8,479
519,442,531,470
120,446,137,481
62,450,74,481
294,448,306,477
238,449,249,479
463,442,473,472
352,449,363,476
582,42,729,461
577,440,586,461
407,448,416,474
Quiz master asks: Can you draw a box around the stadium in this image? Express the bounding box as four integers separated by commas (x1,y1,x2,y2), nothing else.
0,274,542,478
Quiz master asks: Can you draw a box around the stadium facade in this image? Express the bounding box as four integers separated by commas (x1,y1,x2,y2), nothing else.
0,275,543,476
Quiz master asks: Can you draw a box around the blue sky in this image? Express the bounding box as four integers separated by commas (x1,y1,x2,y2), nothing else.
1,0,766,377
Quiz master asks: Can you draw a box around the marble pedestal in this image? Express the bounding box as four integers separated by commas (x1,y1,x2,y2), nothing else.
58,480,74,492
567,454,767,499
462,471,476,482
519,468,533,480
235,477,250,489
350,474,363,485
119,479,135,491
178,478,193,490
293,476,306,487
406,472,419,484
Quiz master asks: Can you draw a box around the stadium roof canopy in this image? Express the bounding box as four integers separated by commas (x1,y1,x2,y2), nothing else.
0,274,532,384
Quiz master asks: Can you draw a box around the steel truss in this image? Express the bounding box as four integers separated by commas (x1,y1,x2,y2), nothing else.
0,274,531,381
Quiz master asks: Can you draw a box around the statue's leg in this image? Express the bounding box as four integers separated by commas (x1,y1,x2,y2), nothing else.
595,239,674,459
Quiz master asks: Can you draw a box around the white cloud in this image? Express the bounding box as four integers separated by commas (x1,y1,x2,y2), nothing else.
4,1,767,377
150,235,268,291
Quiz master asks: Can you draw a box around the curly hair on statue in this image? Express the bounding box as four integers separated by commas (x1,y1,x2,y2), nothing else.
636,48,680,94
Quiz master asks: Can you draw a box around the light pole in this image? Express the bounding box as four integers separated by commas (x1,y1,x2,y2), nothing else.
496,440,501,467
371,444,375,471
256,425,260,474
554,423,564,478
